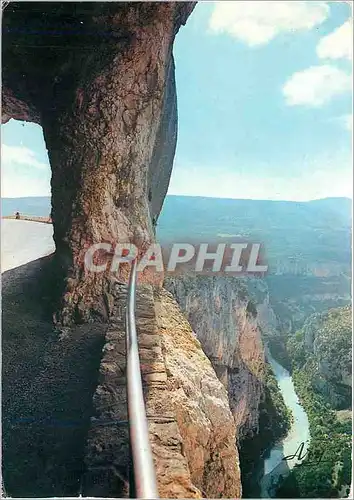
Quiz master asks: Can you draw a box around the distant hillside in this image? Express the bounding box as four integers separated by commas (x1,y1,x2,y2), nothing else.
307,197,352,220
2,194,351,274
159,196,351,238
288,305,352,409
3,195,351,224
158,195,351,276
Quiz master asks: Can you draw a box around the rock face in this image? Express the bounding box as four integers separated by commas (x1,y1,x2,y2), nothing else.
164,275,295,497
2,2,195,324
83,283,199,498
155,288,242,498
2,257,107,497
165,275,265,442
3,5,243,497
84,284,241,498
288,305,352,409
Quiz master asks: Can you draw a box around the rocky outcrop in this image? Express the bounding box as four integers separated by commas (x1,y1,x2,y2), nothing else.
165,275,265,441
83,283,200,498
164,275,293,497
2,2,195,324
288,306,352,409
84,283,241,498
155,288,242,498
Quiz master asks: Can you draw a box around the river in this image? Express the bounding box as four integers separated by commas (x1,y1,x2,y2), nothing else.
259,348,311,497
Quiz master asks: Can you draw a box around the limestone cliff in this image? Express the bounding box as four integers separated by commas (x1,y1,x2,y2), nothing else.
155,288,242,498
2,2,195,324
84,284,241,498
164,275,293,497
3,4,243,497
165,275,265,441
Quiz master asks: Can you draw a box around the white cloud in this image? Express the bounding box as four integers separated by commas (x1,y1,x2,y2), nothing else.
1,143,51,197
1,144,49,170
283,64,351,106
1,171,51,198
317,19,353,61
209,1,329,46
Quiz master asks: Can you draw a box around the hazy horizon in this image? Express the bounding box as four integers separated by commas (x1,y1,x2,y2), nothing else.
1,194,352,203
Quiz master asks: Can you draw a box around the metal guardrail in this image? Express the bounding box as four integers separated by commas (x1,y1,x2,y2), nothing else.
126,259,159,499
1,258,158,499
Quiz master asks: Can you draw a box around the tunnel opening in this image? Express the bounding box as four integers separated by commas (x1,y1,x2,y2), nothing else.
1,119,109,497
1,118,54,272
2,2,194,326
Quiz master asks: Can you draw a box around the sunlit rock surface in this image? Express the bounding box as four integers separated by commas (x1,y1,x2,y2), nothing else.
84,285,242,498
2,2,195,324
165,275,266,441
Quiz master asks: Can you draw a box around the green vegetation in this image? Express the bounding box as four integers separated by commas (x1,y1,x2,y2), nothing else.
276,366,352,498
288,306,352,409
287,329,307,368
277,306,352,498
261,362,292,438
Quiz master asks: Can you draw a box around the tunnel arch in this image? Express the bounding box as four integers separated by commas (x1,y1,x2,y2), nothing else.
2,2,196,325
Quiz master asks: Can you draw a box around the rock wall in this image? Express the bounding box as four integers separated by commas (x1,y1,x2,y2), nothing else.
155,288,242,498
84,283,241,498
2,2,195,324
165,275,266,441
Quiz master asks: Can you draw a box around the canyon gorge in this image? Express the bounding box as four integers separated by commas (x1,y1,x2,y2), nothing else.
2,2,352,499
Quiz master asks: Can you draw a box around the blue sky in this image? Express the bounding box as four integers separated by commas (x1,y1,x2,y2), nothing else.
2,1,352,201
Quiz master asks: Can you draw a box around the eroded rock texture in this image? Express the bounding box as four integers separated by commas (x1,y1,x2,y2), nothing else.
155,288,242,498
83,284,200,498
84,285,241,498
2,2,194,324
165,275,266,441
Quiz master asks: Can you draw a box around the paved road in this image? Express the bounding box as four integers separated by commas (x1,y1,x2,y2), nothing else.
2,256,106,496
1,219,55,272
